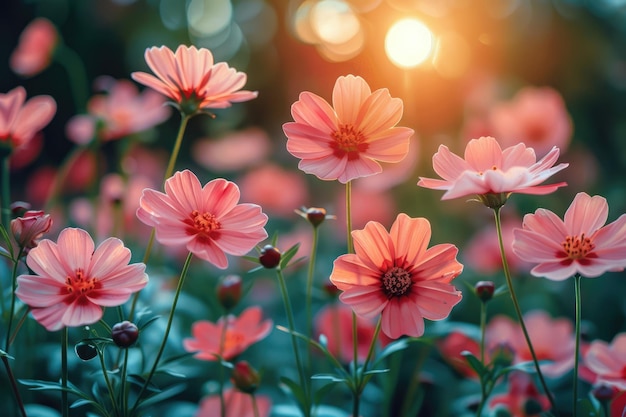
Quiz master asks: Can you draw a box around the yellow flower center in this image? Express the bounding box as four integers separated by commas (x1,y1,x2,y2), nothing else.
561,234,595,260
382,266,412,298
331,124,368,160
66,269,97,295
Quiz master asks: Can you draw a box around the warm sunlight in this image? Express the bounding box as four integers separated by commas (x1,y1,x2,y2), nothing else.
385,18,434,68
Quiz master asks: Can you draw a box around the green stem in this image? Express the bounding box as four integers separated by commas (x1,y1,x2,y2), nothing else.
305,225,319,376
130,252,193,414
98,348,120,417
121,348,130,416
1,155,10,230
251,394,260,417
218,315,228,417
573,275,582,417
1,355,28,417
5,248,23,353
475,301,488,417
62,328,68,417
345,181,353,254
398,343,432,417
53,44,89,112
492,207,556,413
275,268,309,417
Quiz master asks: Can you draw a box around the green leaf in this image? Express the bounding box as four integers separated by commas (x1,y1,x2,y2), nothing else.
493,285,509,298
279,242,301,270
460,351,489,378
279,376,309,412
311,373,347,383
362,368,390,376
576,398,598,417
0,348,14,360
136,383,187,409
373,338,411,366
137,315,161,331
70,399,93,409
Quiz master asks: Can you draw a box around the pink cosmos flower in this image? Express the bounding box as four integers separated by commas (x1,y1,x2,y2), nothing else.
283,74,414,184
66,77,171,144
0,87,56,150
15,228,148,331
131,45,257,114
417,136,568,202
512,192,626,280
10,18,58,77
329,213,463,339
489,87,572,157
10,210,52,250
195,388,271,417
584,333,626,390
489,371,551,417
183,306,272,361
137,170,268,268
436,331,482,379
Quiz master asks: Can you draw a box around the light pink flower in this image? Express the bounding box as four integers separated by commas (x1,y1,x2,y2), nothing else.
0,87,56,149
417,136,568,202
329,213,463,339
136,170,268,269
489,371,551,417
66,77,171,144
195,387,271,417
192,127,271,172
15,228,148,331
513,192,626,280
183,306,272,361
10,18,58,77
131,45,257,115
489,87,572,157
584,333,626,390
283,74,414,184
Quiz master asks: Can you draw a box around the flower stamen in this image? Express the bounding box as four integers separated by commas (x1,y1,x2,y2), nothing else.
382,266,412,298
331,124,368,160
561,234,595,260
66,269,97,294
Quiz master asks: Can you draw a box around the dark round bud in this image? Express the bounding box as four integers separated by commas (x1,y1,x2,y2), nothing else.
231,361,261,394
259,245,281,269
75,342,98,361
216,274,242,311
10,201,32,216
591,384,619,402
523,398,543,415
474,281,495,302
306,207,327,227
111,321,139,348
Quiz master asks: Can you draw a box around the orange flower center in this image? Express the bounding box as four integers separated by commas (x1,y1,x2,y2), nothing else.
382,266,412,298
65,269,98,296
330,124,368,160
186,210,221,241
561,234,595,260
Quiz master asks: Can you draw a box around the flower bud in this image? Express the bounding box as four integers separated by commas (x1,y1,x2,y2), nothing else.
75,341,98,361
111,321,139,348
591,384,619,403
231,360,260,394
259,244,281,269
10,201,31,216
489,342,515,369
296,206,334,228
474,281,495,303
11,210,52,250
216,274,242,311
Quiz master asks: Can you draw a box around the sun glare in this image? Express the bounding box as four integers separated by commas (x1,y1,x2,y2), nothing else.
385,18,434,68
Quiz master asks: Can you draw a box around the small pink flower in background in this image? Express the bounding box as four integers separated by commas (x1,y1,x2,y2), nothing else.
464,216,530,275
137,170,268,269
330,213,463,339
489,87,572,157
584,333,626,390
513,192,626,281
436,331,481,379
0,86,56,150
9,132,43,169
283,74,414,184
66,77,171,144
195,387,271,417
417,136,568,202
314,303,378,363
131,45,257,115
489,371,551,417
238,164,309,218
11,210,52,250
183,306,272,361
15,228,148,331
486,311,575,378
192,127,271,172
10,18,58,77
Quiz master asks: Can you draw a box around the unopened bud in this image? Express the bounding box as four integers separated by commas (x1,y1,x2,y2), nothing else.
10,201,32,216
111,321,139,348
474,281,495,303
231,360,261,394
490,342,515,368
216,275,242,311
75,342,98,361
591,384,619,403
11,210,52,250
259,245,281,269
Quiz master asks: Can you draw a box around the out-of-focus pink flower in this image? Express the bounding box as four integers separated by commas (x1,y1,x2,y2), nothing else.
131,45,257,115
513,192,626,281
612,391,626,417
0,87,56,150
417,136,568,202
192,127,271,172
15,228,148,331
137,170,268,269
489,87,572,158
195,387,271,417
238,164,309,218
330,213,463,339
464,216,530,275
436,331,481,379
10,210,52,250
314,303,377,363
489,371,551,417
183,306,272,361
333,186,396,240
486,311,575,378
66,77,171,144
9,132,43,169
283,74,414,184
585,333,626,390
10,18,58,77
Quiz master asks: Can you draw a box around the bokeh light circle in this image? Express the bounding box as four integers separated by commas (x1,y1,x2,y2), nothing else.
385,18,434,68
